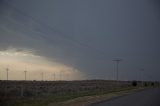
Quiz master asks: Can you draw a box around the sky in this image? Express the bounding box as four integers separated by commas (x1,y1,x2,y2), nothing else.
0,0,160,81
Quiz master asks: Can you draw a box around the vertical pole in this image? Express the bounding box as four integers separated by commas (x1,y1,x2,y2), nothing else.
140,68,144,86
41,72,44,81
113,58,122,91
24,71,27,81
6,68,9,81
66,73,68,81
53,73,55,81
60,71,62,81
116,61,119,81
5,68,9,97
113,58,122,81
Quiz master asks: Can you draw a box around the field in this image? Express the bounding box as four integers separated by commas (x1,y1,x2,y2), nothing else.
0,80,159,106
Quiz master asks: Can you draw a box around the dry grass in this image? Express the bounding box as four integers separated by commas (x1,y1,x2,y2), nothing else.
47,87,144,106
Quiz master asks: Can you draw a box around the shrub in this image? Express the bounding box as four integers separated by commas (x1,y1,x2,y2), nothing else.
132,81,137,86
144,83,148,87
151,82,154,86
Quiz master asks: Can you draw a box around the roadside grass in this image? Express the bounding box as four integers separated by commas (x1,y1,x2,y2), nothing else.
10,86,140,106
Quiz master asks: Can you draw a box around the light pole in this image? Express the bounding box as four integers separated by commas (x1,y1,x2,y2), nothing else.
113,58,122,81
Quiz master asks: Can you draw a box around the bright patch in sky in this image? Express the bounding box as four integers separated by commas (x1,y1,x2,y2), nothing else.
0,48,86,80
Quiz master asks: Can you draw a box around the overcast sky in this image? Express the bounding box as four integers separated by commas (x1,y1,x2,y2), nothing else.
0,0,160,81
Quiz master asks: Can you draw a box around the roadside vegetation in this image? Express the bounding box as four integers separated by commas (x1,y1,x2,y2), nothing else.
0,80,159,106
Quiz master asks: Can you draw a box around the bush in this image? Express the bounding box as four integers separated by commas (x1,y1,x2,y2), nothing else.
132,81,137,86
144,83,148,87
151,82,154,86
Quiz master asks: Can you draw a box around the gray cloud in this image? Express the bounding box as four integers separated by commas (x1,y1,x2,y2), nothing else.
0,0,160,81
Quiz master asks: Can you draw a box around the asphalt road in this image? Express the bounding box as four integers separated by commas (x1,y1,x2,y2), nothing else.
93,88,160,106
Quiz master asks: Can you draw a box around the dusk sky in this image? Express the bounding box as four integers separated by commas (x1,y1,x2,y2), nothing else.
0,0,160,81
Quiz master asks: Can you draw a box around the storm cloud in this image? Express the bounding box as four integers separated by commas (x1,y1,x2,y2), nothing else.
0,0,160,81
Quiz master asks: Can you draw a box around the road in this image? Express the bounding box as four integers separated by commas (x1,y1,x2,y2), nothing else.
93,88,160,106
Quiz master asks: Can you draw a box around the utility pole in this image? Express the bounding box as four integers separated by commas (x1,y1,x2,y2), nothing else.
113,58,122,81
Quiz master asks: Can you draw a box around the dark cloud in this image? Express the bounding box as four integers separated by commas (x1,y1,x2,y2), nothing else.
0,0,160,81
